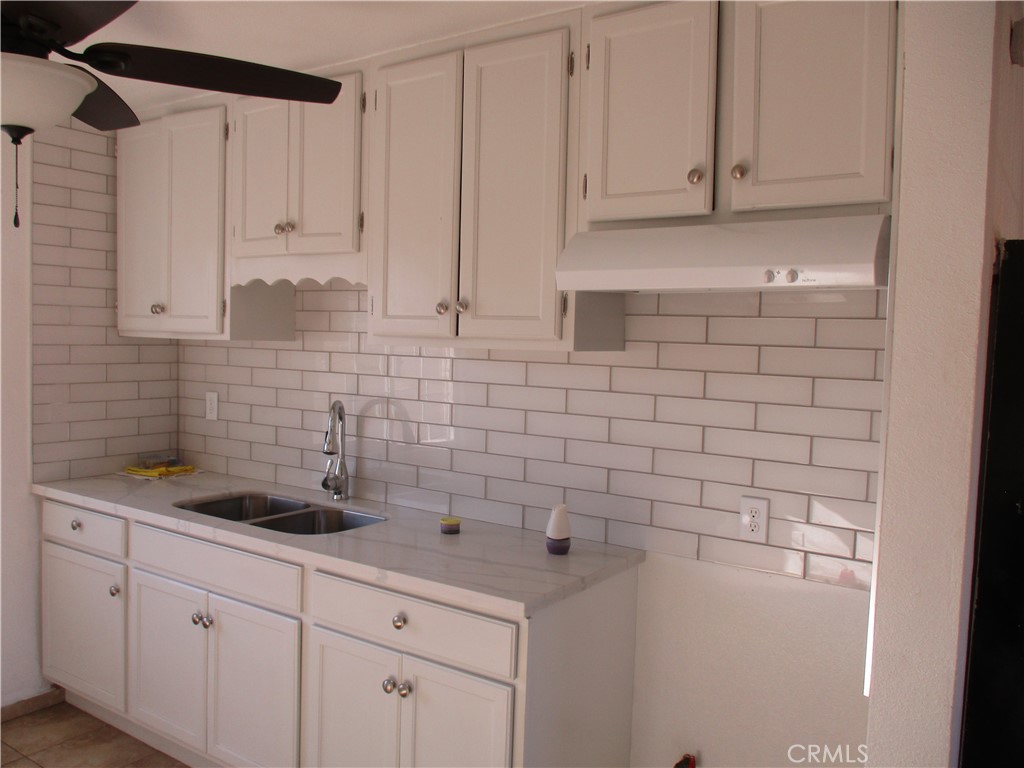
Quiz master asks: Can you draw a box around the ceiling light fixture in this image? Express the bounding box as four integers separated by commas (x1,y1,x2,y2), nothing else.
1,52,97,227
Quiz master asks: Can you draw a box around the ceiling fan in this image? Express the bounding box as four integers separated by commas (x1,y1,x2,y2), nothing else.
1,0,341,133
1,0,341,226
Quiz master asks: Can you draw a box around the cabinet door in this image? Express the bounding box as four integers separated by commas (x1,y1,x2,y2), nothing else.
458,30,568,341
118,106,225,335
232,98,290,258
400,656,513,768
207,594,300,767
369,52,462,338
730,1,894,210
303,626,401,768
288,72,362,255
41,542,126,711
117,119,168,332
584,2,716,220
129,570,208,751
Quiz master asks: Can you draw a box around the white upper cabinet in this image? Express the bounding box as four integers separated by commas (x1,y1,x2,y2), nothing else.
582,2,717,222
728,1,895,210
368,51,463,339
118,106,225,336
368,28,601,347
230,72,363,285
458,29,569,341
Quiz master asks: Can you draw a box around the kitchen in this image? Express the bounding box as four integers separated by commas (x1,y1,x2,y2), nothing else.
2,2,1022,767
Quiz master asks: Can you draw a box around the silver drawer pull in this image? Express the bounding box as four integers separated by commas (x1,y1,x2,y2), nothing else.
109,585,120,597
392,613,407,630
70,519,82,531
397,682,413,698
382,678,397,694
192,612,203,626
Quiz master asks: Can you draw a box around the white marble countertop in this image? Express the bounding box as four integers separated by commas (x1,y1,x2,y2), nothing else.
32,473,644,619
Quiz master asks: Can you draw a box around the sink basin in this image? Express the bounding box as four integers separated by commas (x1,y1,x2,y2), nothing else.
174,493,309,521
251,508,385,535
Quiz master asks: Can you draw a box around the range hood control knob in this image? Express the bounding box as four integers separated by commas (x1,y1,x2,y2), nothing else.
764,270,776,284
786,269,799,283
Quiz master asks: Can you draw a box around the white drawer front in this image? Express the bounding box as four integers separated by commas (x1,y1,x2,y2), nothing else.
42,501,126,557
131,524,301,612
310,572,517,679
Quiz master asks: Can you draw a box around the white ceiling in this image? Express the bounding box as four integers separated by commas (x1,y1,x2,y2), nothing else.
71,1,575,115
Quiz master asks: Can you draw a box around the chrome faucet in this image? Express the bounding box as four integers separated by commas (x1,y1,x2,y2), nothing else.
321,400,349,501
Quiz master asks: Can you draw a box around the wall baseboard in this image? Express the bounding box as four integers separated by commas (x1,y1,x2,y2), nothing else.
1,687,64,723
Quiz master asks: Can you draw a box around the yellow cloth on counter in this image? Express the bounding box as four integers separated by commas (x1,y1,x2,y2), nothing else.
123,465,197,478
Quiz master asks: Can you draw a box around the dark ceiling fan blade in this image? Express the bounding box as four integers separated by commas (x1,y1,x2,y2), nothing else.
66,66,139,131
79,43,342,104
0,1,136,47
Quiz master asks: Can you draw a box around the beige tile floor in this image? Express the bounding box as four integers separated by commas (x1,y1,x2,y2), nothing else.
1,703,186,768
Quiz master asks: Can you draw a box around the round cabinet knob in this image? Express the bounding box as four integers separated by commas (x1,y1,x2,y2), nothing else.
397,682,413,698
150,303,165,315
192,612,203,626
283,221,296,234
764,270,776,284
686,168,704,185
70,519,82,531
786,269,799,284
435,302,449,316
201,615,214,629
274,223,286,235
392,613,407,630
382,678,397,695
455,300,469,314
730,164,748,180
109,585,120,597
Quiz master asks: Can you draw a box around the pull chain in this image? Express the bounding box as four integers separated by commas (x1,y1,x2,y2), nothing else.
2,125,35,229
13,139,21,228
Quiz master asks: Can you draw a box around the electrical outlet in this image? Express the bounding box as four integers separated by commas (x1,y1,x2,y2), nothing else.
739,495,769,543
205,391,218,421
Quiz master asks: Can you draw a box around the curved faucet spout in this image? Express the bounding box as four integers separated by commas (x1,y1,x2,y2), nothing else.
322,400,349,500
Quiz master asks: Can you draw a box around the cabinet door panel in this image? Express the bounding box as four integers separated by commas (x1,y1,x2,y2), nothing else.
459,30,567,341
165,107,225,333
290,72,362,255
731,1,894,209
303,627,400,768
232,99,290,257
585,2,716,220
369,52,462,338
41,543,126,711
129,570,207,751
207,594,300,767
400,657,513,768
117,120,168,333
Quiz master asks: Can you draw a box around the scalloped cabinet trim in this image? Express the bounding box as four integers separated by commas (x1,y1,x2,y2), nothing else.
230,71,364,287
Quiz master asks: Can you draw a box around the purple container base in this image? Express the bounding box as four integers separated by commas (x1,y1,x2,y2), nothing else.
546,537,571,555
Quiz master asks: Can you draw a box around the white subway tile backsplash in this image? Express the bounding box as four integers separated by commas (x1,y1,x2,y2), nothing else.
565,439,650,472
453,450,524,481
453,359,526,385
761,347,877,379
805,554,871,590
705,372,813,405
564,489,652,525
609,419,702,452
451,495,523,527
653,502,738,538
767,519,856,557
526,459,607,492
812,379,884,410
489,432,564,462
611,367,703,397
660,343,759,373
708,317,816,346
808,496,877,531
698,536,805,578
815,319,886,349
658,291,761,317
418,468,486,498
761,290,878,318
811,437,880,472
855,532,875,562
756,403,872,439
654,449,753,485
608,521,699,558
489,384,566,413
625,315,707,342
567,390,655,420
453,404,524,433
419,424,485,452
487,477,563,509
569,341,659,368
754,461,867,501
609,470,701,506
704,427,810,464
656,395,756,429
526,411,608,442
528,362,610,390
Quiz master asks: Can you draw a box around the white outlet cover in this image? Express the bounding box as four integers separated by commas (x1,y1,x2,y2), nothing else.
205,391,218,421
739,495,769,543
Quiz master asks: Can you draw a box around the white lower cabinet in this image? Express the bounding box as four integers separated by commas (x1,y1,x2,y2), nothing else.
129,568,300,767
41,542,127,711
305,626,512,767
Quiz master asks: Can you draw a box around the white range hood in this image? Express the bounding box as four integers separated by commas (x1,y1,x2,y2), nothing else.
556,214,891,293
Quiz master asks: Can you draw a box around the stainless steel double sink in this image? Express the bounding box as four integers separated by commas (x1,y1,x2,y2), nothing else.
174,493,384,535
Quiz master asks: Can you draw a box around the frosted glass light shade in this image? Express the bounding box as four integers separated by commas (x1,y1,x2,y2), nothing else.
1,53,96,129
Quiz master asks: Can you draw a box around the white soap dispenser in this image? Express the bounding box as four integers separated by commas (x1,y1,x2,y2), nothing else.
546,503,571,555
